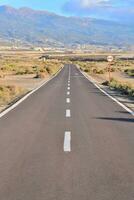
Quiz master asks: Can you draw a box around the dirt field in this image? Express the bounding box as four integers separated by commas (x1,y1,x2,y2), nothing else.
0,50,63,111
74,58,134,91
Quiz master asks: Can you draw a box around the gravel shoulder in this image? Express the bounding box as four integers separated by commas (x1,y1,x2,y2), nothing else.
83,72,134,112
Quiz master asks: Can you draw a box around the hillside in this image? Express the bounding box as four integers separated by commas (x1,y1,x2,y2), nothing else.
0,5,134,46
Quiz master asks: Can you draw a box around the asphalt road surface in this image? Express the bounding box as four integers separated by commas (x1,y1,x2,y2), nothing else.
0,64,134,200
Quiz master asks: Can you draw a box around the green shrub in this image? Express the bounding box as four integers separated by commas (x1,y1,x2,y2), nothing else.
109,79,134,97
0,85,25,104
84,68,89,73
124,69,134,77
16,68,34,75
45,66,52,74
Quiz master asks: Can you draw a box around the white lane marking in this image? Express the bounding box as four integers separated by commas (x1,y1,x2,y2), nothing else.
68,65,71,81
64,131,71,152
66,98,70,103
67,91,70,95
68,87,70,90
66,109,71,117
0,66,64,119
68,83,70,86
78,67,134,117
68,80,70,83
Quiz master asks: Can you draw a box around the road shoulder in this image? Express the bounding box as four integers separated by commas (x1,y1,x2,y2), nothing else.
77,65,134,116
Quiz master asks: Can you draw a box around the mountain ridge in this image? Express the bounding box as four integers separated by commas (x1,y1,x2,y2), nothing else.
0,5,134,47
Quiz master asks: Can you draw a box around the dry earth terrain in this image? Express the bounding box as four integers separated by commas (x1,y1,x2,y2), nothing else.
0,50,134,112
0,50,63,111
72,56,134,110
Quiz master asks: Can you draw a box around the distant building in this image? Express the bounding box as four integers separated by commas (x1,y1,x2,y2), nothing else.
39,55,50,61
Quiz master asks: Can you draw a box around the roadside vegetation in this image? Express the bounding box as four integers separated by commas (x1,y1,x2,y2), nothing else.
124,69,134,77
102,79,134,97
74,58,134,98
0,51,63,110
0,85,26,105
35,60,63,78
0,55,63,77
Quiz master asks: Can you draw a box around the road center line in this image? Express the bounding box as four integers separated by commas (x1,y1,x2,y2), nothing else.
68,87,70,90
66,109,71,117
67,91,70,95
66,98,70,103
68,65,71,81
64,131,71,152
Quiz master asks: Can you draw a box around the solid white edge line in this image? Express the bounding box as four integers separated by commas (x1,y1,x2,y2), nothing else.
66,109,71,117
64,131,71,152
77,66,134,117
0,66,64,119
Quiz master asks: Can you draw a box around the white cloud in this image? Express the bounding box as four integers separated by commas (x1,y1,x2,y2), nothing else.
62,0,113,15
62,0,134,23
78,0,111,8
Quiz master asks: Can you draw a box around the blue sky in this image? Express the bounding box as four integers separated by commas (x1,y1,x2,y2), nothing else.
0,0,66,13
0,0,134,22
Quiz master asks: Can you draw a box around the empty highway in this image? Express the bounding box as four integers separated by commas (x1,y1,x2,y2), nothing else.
0,64,134,200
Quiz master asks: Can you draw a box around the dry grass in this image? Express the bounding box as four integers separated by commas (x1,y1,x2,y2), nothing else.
0,53,62,77
0,51,63,109
0,85,26,105
75,60,134,86
74,59,134,97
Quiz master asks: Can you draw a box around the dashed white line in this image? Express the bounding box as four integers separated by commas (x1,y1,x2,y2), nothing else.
68,83,70,86
66,109,71,117
66,98,70,103
64,131,71,152
68,87,70,90
67,91,70,95
68,65,71,81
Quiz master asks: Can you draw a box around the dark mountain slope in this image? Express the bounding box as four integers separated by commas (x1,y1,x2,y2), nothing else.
0,5,134,46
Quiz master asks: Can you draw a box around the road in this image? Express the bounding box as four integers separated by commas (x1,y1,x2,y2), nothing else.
0,64,134,200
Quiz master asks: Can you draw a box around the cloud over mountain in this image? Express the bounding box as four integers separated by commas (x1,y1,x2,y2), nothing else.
62,0,134,23
71,0,112,8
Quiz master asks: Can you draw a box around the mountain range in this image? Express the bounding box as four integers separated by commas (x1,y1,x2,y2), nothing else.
0,5,134,47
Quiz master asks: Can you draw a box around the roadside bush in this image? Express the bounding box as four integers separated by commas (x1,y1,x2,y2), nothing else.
124,69,134,77
92,68,97,74
110,67,116,72
109,79,134,97
92,68,104,74
34,72,47,79
45,66,52,74
102,81,109,86
84,68,89,73
97,69,105,74
16,68,34,75
0,85,25,104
